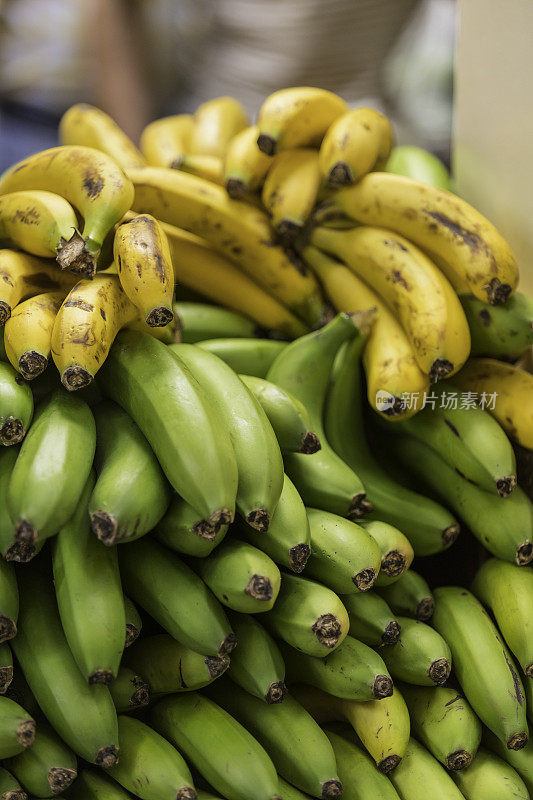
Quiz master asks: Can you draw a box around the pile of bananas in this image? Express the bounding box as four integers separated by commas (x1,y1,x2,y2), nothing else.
0,87,532,800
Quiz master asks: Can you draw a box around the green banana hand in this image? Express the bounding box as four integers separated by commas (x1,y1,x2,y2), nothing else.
198,338,287,378
108,665,150,713
0,363,33,446
5,724,76,798
226,613,286,704
153,495,229,558
379,617,451,686
388,738,464,800
377,570,435,621
341,592,401,647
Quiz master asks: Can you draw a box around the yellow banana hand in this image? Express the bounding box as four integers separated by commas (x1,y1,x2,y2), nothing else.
190,96,249,158
223,125,272,199
319,107,393,186
262,149,322,243
0,249,77,325
175,154,224,185
4,290,65,379
59,104,146,170
140,115,194,167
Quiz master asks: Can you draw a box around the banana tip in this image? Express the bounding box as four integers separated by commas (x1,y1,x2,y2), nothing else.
0,300,11,325
218,632,237,657
507,732,528,751
130,680,151,709
347,495,374,519
429,358,453,383
125,623,140,648
299,431,321,454
415,597,435,621
91,511,118,546
94,744,119,768
0,614,17,643
225,178,247,199
516,542,533,566
256,134,276,156
327,162,354,187
16,719,36,748
378,755,401,773
265,680,287,704
496,475,517,497
177,788,197,800
88,668,114,685
0,416,26,446
446,749,473,771
321,779,343,800
0,665,14,693
246,508,270,532
381,550,407,579
61,365,94,391
428,657,451,685
56,230,96,277
382,620,401,645
353,567,377,591
484,277,513,305
245,574,274,601
4,539,36,563
145,307,174,328
288,543,311,573
205,655,230,679
372,674,394,699
442,523,460,548
312,613,343,648
48,767,77,794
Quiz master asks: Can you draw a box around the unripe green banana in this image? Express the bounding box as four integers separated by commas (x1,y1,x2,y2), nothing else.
432,586,529,750
198,339,287,378
64,768,132,800
325,730,401,800
380,616,451,686
0,559,18,644
53,472,125,685
6,724,77,799
0,643,13,694
460,291,533,359
153,495,228,557
361,521,413,587
483,728,533,796
169,343,284,531
89,401,171,545
277,778,310,800
400,685,482,771
12,563,119,766
175,302,258,342
385,145,451,189
207,679,342,800
0,697,35,759
452,747,529,800
106,715,196,800
0,363,33,446
98,330,238,534
377,570,435,621
0,448,20,561
125,633,229,695
150,693,281,800
304,508,382,594
108,666,150,713
123,596,141,647
389,738,464,800
226,613,286,703
282,634,393,701
263,573,349,657
341,592,401,647
119,537,236,657
472,558,533,677
0,766,26,800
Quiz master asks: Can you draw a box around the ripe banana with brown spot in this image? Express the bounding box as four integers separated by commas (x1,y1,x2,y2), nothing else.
4,291,65,380
59,104,146,170
190,97,249,158
261,149,321,243
224,125,272,198
140,115,194,167
319,107,393,186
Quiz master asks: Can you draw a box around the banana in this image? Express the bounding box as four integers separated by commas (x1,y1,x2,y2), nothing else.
176,153,224,184
98,330,238,531
108,665,149,713
380,617,451,686
0,146,134,268
6,724,76,798
277,778,311,800
433,586,529,750
388,738,465,800
282,635,393,701
90,401,171,545
325,730,401,800
341,592,401,647
12,562,119,766
483,729,533,796
262,149,321,243
119,537,236,657
460,292,533,359
453,358,533,449
206,679,342,800
311,225,471,380
400,685,482,771
267,313,372,518
0,449,20,561
59,103,146,169
0,697,35,759
4,291,65,380
151,692,281,800
452,747,529,800
176,302,258,342
6,390,95,559
235,473,311,574
377,570,435,621
262,573,349,657
361,521,414,588
190,97,249,158
128,167,325,326
0,644,13,694
385,145,451,190
0,362,33,445
303,245,429,417
256,88,348,155
319,107,393,186
113,214,175,327
0,766,26,800
314,172,519,305
199,338,288,378
305,508,382,594
224,125,272,198
106,715,196,800
66,769,132,800
140,115,194,167
472,558,533,678
169,343,284,530
124,596,141,648
226,613,286,703
154,495,228,557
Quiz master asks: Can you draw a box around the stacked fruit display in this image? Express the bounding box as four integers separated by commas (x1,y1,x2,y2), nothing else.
0,88,532,800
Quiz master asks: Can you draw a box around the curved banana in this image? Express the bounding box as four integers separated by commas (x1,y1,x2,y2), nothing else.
224,125,272,198
140,115,194,167
460,292,533,359
483,729,533,796
315,172,519,304
377,570,435,621
262,149,321,243
175,154,224,184
4,291,65,380
380,617,452,687
108,665,150,713
389,738,464,800
342,592,401,647
362,520,414,587
190,97,249,158
0,362,33,447
325,730,400,800
319,107,393,186
226,613,286,704
59,104,146,169
453,747,530,800
154,495,229,558
5,723,77,798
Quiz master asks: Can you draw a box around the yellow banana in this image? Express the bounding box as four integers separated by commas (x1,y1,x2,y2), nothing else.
454,358,533,449
176,154,224,185
190,96,249,158
59,104,146,170
0,146,134,270
303,245,428,417
0,249,77,325
140,115,194,167
319,107,394,186
113,214,175,326
311,226,471,380
224,125,272,199
261,149,322,243
4,290,65,379
315,172,519,305
256,87,349,155
128,167,326,326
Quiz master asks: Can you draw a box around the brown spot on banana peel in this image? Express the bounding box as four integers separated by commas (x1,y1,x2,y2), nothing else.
265,681,287,704
0,665,13,693
312,614,342,648
0,614,17,643
12,208,40,226
353,568,377,591
64,298,94,312
372,674,394,699
321,779,343,800
428,657,451,685
0,417,25,446
94,745,119,768
446,749,472,771
381,550,407,578
479,308,492,326
382,620,401,645
378,755,401,773
288,543,311,573
245,575,273,601
83,168,104,199
415,597,435,621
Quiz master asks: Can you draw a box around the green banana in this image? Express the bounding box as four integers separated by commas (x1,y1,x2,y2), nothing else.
263,573,349,657
277,778,311,800
452,747,529,800
175,302,258,342
196,540,281,613
6,724,77,799
472,558,533,677
325,730,401,800
388,738,464,800
207,679,342,800
3,672,39,721
377,570,435,621
385,145,451,190
125,633,229,695
0,643,13,694
53,472,125,684
106,715,196,800
153,495,229,557
267,313,372,518
123,595,141,647
108,665,150,713
304,508,382,594
325,336,460,555
0,766,26,800
64,768,132,800
361,521,413,588
198,338,287,378
0,697,35,759
0,558,18,643
341,592,401,647
240,376,321,454
12,563,119,766
0,363,33,446
460,291,533,359
380,616,451,686
98,330,238,534
89,401,171,545
169,343,284,531
119,537,236,656
235,473,311,573
150,692,281,800
483,728,533,796
281,634,393,700
0,449,19,561
400,685,482,770
432,586,529,750
226,613,286,704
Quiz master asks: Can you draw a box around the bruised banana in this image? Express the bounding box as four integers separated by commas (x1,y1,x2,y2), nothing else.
4,291,65,380
362,520,413,587
389,738,464,800
0,361,33,446
319,107,393,186
154,495,228,558
199,338,287,378
190,96,249,159
377,569,435,621
140,115,194,167
325,730,400,800
226,613,286,704
108,665,150,713
224,125,272,198
59,103,146,169
379,617,451,686
341,592,401,647
261,149,321,243
452,747,530,800
176,302,258,342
